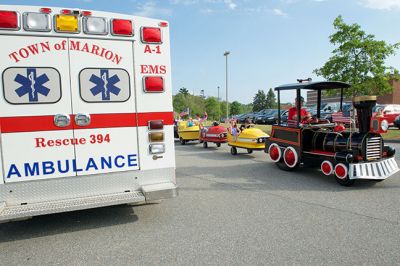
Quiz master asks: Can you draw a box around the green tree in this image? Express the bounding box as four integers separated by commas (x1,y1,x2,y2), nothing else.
252,90,267,112
179,87,189,95
230,101,242,115
205,97,220,120
314,15,399,97
265,88,276,108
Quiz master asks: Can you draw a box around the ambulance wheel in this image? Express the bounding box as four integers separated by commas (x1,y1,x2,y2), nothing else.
203,142,208,148
180,138,186,145
335,176,355,186
247,149,253,154
216,143,221,148
230,147,237,155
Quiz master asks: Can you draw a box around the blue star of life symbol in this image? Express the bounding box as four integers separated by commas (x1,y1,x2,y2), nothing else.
14,68,50,102
89,69,121,101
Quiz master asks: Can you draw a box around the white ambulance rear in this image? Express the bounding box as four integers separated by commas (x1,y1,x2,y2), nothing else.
0,5,177,223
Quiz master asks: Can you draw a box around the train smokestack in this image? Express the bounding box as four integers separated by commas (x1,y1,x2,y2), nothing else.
353,96,377,133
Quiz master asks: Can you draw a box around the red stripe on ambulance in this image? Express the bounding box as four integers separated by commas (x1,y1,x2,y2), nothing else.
0,112,174,133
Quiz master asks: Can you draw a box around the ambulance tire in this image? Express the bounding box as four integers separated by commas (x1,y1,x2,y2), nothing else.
335,176,355,186
216,143,221,148
180,138,186,145
203,142,208,148
247,149,253,154
230,147,237,155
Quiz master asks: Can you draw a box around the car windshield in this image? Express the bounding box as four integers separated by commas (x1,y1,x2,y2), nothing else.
373,105,384,112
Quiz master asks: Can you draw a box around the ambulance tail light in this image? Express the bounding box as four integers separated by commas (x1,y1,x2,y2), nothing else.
149,144,165,154
148,120,164,130
55,14,79,33
141,27,162,43
111,19,133,36
40,8,52,14
144,76,164,93
0,11,19,30
23,12,51,32
149,132,164,142
83,16,107,35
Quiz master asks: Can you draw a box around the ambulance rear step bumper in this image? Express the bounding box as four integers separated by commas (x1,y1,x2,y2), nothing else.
0,191,145,223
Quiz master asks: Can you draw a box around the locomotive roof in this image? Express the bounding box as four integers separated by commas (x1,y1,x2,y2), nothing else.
274,81,351,91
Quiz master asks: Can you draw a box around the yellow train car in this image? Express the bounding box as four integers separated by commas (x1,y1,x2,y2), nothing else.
228,127,269,155
177,121,200,145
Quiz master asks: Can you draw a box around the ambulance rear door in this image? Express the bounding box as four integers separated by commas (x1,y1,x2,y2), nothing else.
68,38,139,176
0,36,75,183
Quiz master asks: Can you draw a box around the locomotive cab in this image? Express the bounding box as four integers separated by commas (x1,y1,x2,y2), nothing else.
265,80,399,186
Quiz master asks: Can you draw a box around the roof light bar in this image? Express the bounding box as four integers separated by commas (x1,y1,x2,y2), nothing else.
0,10,19,30
144,76,164,93
111,19,133,36
23,12,51,32
141,27,162,44
83,16,107,35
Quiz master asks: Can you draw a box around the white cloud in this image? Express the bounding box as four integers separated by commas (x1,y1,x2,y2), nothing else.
273,8,288,16
170,0,199,5
362,0,400,10
134,1,172,17
224,0,237,10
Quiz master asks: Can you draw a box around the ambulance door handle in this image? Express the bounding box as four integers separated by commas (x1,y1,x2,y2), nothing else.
54,114,71,127
75,113,91,126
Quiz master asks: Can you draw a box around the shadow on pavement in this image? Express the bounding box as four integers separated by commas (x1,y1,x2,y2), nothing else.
0,204,138,243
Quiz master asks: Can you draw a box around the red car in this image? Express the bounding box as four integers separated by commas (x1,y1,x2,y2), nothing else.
374,104,400,126
199,122,228,148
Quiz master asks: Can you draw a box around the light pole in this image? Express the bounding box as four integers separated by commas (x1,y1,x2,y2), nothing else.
224,51,230,120
217,86,220,101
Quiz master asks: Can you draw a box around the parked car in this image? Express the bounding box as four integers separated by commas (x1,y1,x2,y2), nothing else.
393,115,400,129
373,104,400,126
264,110,289,125
254,109,274,124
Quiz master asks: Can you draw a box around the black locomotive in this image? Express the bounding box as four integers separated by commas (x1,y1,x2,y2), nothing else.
265,81,399,186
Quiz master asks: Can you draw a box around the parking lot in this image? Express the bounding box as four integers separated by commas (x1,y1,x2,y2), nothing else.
1,142,400,265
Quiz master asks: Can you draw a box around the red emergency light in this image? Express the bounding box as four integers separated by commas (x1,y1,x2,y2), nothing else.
142,27,162,43
81,11,92,17
0,11,19,29
40,8,52,14
61,9,72,15
159,22,168,27
111,19,133,36
144,77,164,93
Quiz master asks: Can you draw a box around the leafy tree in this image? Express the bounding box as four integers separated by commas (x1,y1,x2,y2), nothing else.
205,97,220,120
314,15,399,97
179,87,189,95
252,90,267,112
265,88,276,108
230,101,242,115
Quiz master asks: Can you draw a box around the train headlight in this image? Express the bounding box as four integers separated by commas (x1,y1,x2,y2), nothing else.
381,119,389,131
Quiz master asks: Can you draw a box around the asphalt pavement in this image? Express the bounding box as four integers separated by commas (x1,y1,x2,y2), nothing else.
0,142,400,265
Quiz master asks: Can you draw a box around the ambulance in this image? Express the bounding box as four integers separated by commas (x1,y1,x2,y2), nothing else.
0,5,177,222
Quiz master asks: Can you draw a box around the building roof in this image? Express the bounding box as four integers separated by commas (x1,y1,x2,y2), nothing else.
274,81,351,91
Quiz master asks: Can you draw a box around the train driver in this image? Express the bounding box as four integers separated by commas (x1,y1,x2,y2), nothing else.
288,96,311,123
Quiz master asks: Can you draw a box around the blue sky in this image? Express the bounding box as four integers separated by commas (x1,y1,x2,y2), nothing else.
1,0,400,103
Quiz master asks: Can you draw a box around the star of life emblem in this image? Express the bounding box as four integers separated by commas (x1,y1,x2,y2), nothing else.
14,68,50,102
89,69,121,101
